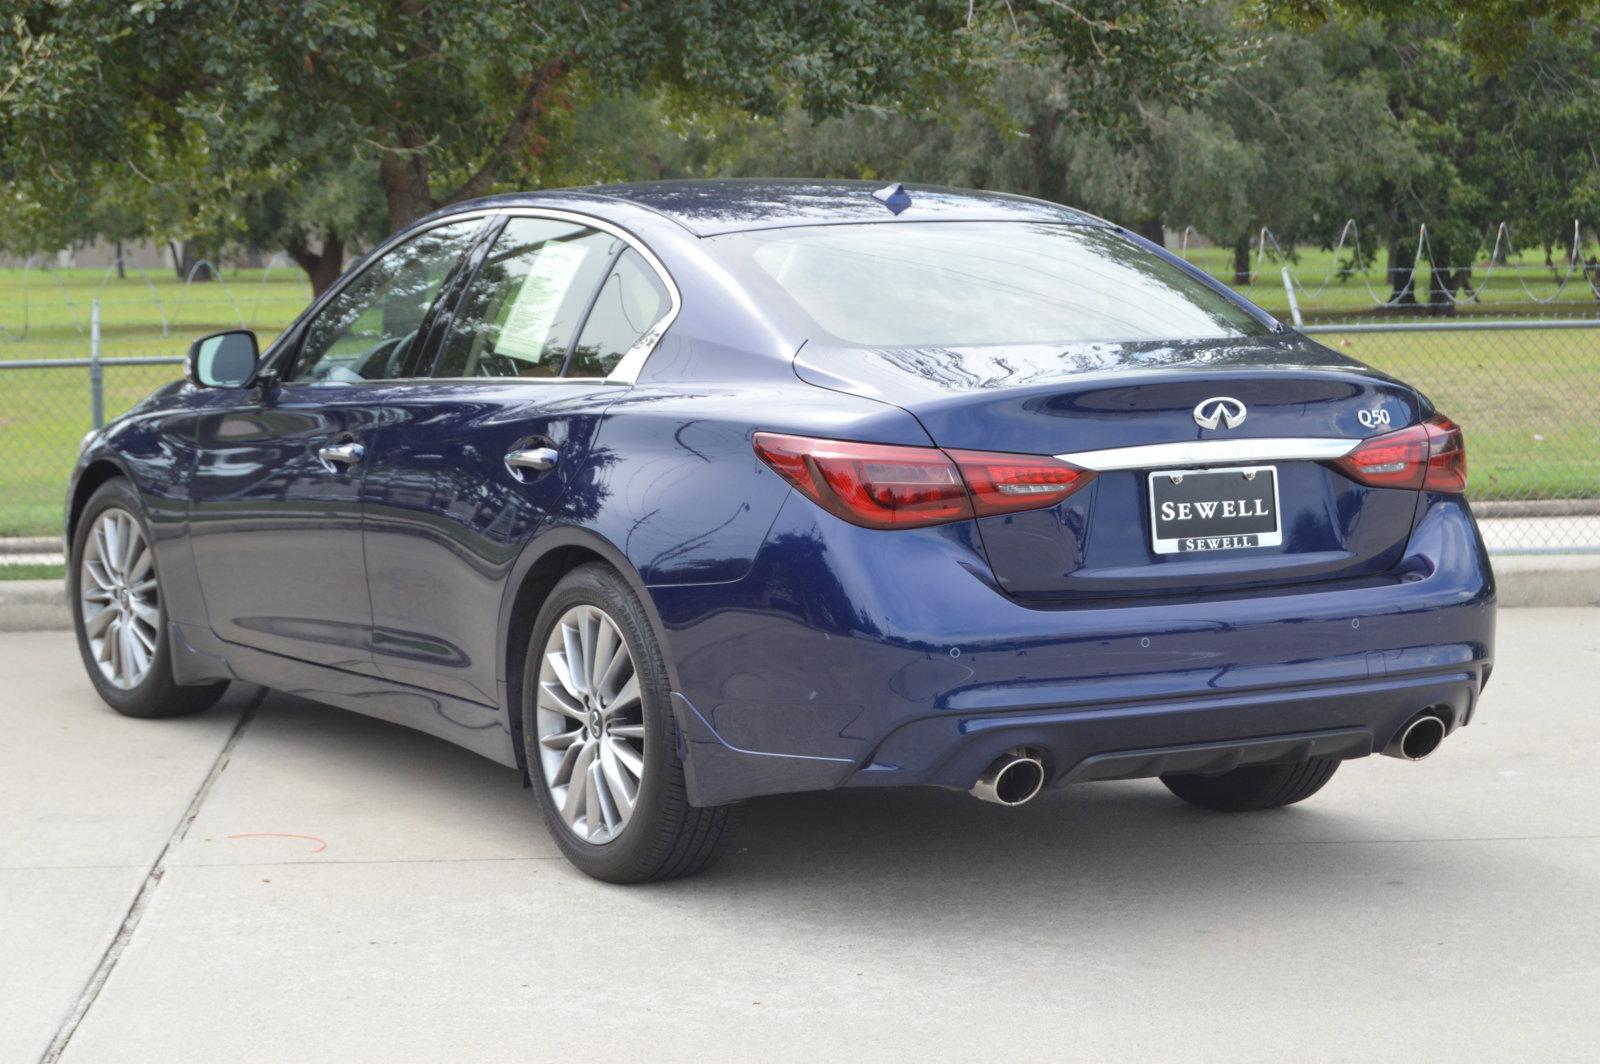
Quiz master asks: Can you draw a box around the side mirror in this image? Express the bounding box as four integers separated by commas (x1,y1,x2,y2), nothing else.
187,330,260,388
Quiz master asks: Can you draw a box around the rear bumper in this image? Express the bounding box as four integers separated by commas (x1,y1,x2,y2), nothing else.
847,667,1479,793
654,493,1494,806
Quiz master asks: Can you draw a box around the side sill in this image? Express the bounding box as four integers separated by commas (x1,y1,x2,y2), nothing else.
174,623,519,769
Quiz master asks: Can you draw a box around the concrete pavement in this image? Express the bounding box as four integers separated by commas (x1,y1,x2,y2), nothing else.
3,611,1598,1063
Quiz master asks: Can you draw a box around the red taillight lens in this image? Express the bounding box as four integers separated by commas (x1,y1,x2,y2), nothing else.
1336,423,1431,489
753,432,1094,530
945,449,1096,517
1422,415,1467,492
753,432,972,528
1332,414,1467,493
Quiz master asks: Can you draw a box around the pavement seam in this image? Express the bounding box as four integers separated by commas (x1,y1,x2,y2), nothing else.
136,831,1600,871
36,686,266,1064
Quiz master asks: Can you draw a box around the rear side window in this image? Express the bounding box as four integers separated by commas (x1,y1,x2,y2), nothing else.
708,221,1269,347
568,249,672,378
436,217,621,378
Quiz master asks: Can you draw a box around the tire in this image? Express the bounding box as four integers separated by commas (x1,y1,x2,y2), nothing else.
521,562,740,883
1160,758,1340,812
69,478,229,719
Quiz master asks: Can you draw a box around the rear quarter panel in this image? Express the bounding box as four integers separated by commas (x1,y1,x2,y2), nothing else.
559,376,932,586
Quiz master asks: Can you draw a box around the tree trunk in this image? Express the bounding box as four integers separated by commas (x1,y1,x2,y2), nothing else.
1422,237,1460,316
1029,107,1063,200
1232,238,1251,286
1136,218,1165,249
1387,236,1415,305
380,131,437,232
284,234,347,297
168,240,211,282
377,59,569,231
114,240,125,280
1425,262,1458,315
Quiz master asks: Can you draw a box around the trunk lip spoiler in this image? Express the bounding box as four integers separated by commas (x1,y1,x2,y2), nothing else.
1057,437,1359,472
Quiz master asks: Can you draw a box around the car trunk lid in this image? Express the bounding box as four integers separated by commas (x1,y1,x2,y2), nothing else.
793,334,1428,600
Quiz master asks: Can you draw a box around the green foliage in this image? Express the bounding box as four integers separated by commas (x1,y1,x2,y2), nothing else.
704,4,1600,291
4,0,1600,294
1,0,1227,288
1256,0,1600,72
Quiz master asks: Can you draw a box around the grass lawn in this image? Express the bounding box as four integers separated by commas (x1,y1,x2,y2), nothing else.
0,563,64,581
2,267,303,536
1308,327,1600,500
0,264,309,359
1179,242,1600,320
1,258,1596,537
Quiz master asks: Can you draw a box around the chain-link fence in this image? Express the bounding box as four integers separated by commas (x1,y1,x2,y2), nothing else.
2,299,1597,555
1299,319,1600,553
0,345,183,540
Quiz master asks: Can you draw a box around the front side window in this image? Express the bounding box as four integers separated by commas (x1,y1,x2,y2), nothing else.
707,222,1270,347
290,219,483,382
435,218,621,378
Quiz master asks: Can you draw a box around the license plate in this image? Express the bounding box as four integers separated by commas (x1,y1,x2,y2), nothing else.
1147,465,1281,555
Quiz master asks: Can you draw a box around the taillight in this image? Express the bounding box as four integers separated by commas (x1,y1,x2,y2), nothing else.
1332,414,1467,493
753,433,971,528
945,449,1096,516
1422,415,1467,492
753,432,1094,530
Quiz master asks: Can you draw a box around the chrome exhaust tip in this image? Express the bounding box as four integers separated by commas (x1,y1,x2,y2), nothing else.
971,750,1047,806
1384,714,1447,761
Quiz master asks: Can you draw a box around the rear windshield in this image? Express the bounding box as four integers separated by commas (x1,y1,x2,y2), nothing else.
708,222,1270,346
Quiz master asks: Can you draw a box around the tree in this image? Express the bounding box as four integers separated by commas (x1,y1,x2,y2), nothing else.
2,1,1224,293
1258,0,1600,72
1147,23,1426,285
709,11,1415,285
1468,20,1600,261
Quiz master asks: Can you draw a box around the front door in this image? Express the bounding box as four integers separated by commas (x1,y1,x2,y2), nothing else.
187,218,484,669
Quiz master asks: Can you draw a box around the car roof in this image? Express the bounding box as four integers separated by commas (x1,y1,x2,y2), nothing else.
457,180,1107,237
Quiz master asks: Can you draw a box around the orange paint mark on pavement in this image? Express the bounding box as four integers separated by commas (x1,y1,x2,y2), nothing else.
225,832,328,853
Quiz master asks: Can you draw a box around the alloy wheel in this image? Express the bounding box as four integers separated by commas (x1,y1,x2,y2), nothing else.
534,604,646,845
79,507,160,690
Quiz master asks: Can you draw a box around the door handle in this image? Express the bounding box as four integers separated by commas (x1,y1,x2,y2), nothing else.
316,439,365,472
505,446,559,480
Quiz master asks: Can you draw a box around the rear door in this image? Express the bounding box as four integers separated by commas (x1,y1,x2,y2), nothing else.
360,212,675,704
187,218,483,668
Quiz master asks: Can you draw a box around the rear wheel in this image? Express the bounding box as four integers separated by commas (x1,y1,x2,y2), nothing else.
1160,758,1339,812
70,478,229,718
522,563,740,883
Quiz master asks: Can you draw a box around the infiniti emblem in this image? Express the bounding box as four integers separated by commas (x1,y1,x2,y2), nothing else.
1193,396,1247,431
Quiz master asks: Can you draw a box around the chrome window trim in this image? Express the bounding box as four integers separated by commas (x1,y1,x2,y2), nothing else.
426,206,682,386
271,205,682,387
1057,437,1360,472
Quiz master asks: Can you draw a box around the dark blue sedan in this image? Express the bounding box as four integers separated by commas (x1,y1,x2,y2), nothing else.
66,181,1495,882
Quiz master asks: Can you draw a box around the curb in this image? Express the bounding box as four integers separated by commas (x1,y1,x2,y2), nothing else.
1491,555,1600,608
1475,500,1600,518
0,537,63,553
0,579,70,633
3,560,1598,633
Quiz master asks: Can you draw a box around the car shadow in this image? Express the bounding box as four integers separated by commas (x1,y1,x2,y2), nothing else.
234,689,1529,930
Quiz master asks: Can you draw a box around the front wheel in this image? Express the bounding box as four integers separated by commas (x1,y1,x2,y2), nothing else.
70,478,229,718
1161,758,1340,812
522,563,740,883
